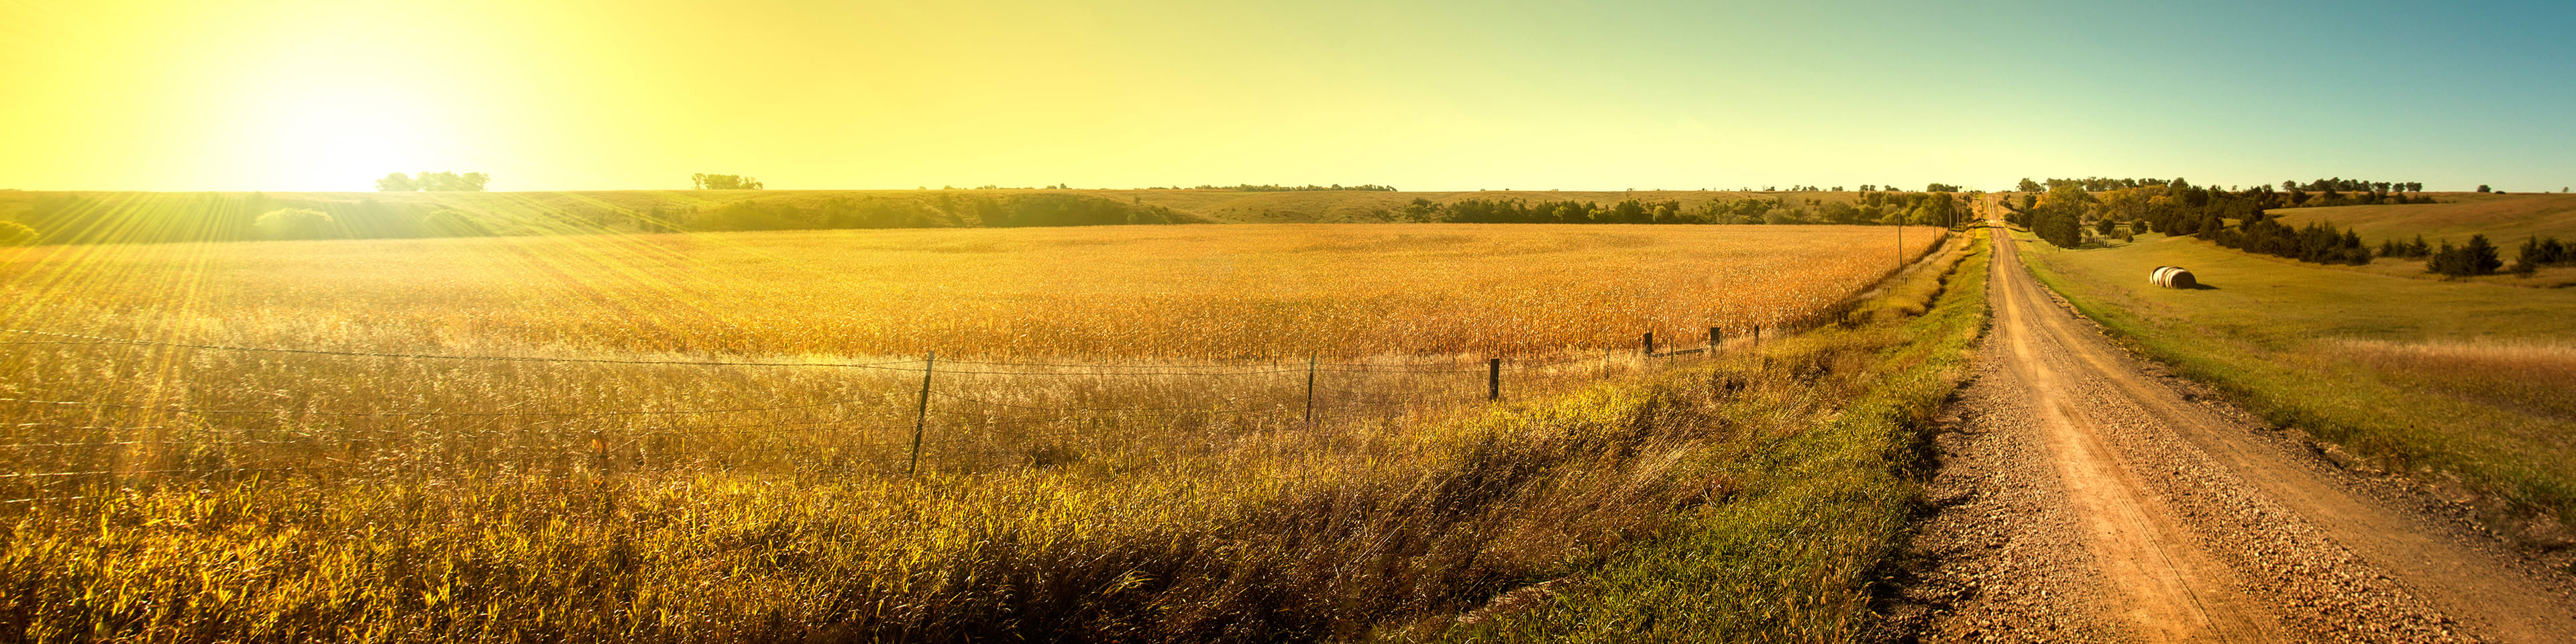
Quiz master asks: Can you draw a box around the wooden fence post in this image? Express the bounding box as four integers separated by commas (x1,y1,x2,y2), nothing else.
1304,355,1317,426
909,352,934,476
1708,326,1721,352
1752,325,1761,345
1488,358,1501,400
1642,331,1655,356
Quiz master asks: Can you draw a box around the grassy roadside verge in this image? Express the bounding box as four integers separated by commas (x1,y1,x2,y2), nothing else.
1424,233,1992,641
2005,229,2576,545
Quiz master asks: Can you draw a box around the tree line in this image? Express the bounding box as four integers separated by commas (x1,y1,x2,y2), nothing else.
692,174,763,190
1396,191,1969,227
2005,180,2377,264
2013,176,2432,208
2006,178,2569,279
677,193,1184,231
375,172,490,192
1179,184,1398,192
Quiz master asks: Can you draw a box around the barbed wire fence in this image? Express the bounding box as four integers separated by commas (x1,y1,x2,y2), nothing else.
0,323,1803,504
0,232,1959,504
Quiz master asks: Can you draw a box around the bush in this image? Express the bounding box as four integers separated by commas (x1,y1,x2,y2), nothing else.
0,221,36,246
254,208,336,240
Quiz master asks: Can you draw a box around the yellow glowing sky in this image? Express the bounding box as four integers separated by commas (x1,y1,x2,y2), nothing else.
5,0,2571,192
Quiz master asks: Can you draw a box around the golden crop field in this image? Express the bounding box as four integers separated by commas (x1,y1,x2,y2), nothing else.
0,223,1940,487
1,223,1935,359
0,223,1951,642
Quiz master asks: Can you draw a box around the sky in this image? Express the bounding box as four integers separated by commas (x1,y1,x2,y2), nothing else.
2,0,2571,193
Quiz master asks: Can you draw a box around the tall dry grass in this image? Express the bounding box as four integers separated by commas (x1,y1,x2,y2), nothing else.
2334,337,2576,423
0,224,1957,642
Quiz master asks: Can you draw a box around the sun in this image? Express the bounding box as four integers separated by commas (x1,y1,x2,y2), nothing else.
216,72,458,191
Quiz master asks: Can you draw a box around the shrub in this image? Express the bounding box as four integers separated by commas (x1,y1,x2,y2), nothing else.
0,220,36,246
253,208,336,239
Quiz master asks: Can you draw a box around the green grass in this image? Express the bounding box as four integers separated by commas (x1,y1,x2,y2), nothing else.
2009,229,2576,531
2264,192,2576,286
2271,192,2576,244
1433,235,1991,642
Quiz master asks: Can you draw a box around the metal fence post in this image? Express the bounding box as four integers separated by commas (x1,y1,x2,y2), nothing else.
909,352,934,476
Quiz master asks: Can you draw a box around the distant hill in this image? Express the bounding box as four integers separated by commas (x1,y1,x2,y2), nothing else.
0,188,1807,223
0,188,1886,245
2271,192,2576,246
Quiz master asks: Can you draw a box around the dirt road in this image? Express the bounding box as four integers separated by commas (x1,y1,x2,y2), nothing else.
1887,225,2576,643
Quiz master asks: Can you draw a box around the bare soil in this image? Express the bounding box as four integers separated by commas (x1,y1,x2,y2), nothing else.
1883,225,2576,643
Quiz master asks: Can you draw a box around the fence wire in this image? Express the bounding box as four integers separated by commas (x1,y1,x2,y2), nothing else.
0,320,1797,488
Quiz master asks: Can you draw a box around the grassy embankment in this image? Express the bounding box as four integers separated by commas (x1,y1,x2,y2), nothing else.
0,226,1983,642
1442,232,1992,642
2008,228,2576,542
2270,192,2576,286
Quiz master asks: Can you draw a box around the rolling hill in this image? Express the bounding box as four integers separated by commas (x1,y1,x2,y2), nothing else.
2271,192,2576,246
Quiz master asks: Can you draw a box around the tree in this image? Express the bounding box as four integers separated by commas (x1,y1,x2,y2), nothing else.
2428,235,2503,276
2017,178,2042,193
2477,184,2491,193
375,172,418,191
692,173,764,190
409,172,490,191
2033,183,2091,248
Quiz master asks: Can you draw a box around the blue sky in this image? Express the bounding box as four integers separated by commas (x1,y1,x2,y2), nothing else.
1,0,2568,192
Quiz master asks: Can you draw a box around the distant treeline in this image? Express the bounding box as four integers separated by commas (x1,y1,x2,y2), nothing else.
7,192,1192,246
681,193,1185,231
1401,191,1970,227
2006,179,2381,262
2207,216,2371,265
2400,235,2576,277
374,172,490,192
1138,184,1399,192
2007,179,2567,279
2015,176,2434,208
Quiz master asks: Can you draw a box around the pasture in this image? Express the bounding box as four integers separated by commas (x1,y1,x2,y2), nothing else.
0,223,1964,642
2269,192,2576,284
2271,192,2576,245
2012,229,2576,536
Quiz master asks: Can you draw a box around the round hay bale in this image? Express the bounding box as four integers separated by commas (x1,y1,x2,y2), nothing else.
2151,266,2174,285
2163,268,2196,288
